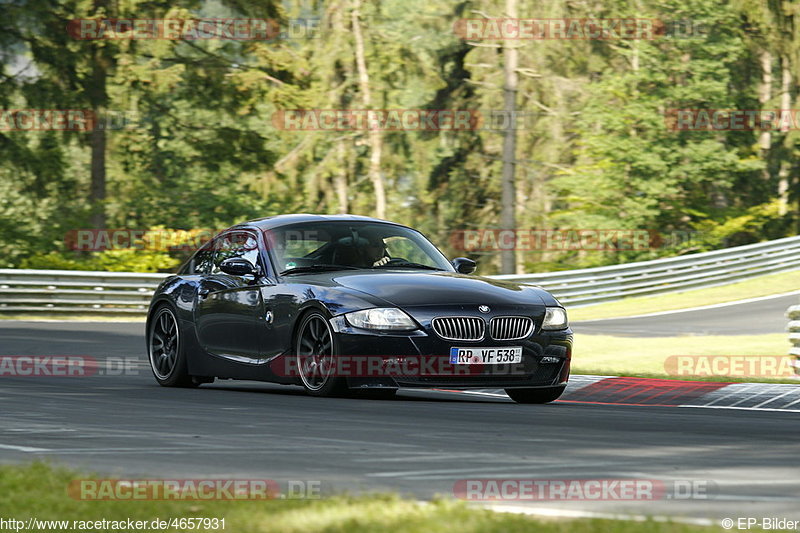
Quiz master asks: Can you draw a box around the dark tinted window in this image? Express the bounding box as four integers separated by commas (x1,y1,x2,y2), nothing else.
194,247,214,274
180,246,214,275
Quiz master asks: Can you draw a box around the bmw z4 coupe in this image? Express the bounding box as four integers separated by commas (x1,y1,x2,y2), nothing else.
146,214,572,403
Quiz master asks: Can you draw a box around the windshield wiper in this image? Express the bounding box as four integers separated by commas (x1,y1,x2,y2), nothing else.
279,264,363,276
373,261,443,271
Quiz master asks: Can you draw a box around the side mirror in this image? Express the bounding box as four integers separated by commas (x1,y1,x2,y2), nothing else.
451,257,476,274
220,257,258,277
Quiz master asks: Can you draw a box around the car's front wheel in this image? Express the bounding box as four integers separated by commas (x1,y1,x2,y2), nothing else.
505,386,565,404
296,310,348,397
148,304,196,387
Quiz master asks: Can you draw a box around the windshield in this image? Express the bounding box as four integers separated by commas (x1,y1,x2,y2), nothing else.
266,221,454,274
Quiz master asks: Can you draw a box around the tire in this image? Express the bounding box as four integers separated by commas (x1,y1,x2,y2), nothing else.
147,304,197,387
295,310,348,397
505,386,565,404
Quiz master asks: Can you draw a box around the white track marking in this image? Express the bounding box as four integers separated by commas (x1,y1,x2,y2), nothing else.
780,395,800,409
430,389,509,398
0,443,50,452
368,461,636,480
699,383,759,407
679,405,800,413
751,389,800,409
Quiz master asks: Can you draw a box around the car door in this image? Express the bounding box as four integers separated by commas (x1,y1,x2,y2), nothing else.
257,235,298,363
195,230,264,362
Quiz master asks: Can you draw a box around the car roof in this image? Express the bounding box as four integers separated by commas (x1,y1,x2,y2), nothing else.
233,214,411,231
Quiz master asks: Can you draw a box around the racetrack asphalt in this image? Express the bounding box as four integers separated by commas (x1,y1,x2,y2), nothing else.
1,319,799,523
571,292,799,336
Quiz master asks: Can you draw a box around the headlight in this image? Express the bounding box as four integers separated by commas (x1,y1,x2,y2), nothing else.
542,307,568,330
344,308,417,331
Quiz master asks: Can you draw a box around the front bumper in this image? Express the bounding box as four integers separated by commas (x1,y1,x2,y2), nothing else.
332,317,572,390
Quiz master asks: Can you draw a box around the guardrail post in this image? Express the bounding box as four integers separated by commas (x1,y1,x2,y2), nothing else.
787,301,800,376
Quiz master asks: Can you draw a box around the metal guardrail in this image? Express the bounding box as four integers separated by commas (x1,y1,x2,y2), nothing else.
0,269,166,314
495,235,800,306
0,235,798,314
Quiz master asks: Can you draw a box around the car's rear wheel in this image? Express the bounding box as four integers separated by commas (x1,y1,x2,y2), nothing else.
296,311,348,397
505,386,565,404
148,304,196,387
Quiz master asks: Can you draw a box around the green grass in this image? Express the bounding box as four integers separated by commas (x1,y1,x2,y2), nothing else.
0,462,732,533
572,333,798,382
568,269,800,321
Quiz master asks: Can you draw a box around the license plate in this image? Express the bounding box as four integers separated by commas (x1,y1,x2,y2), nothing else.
449,346,523,365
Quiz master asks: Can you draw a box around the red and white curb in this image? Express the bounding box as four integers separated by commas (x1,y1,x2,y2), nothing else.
443,375,800,412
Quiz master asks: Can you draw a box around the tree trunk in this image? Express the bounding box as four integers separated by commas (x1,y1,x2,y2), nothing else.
335,141,349,213
89,0,108,229
89,49,107,229
758,50,772,183
778,57,791,216
500,0,519,274
351,0,386,219
89,117,106,229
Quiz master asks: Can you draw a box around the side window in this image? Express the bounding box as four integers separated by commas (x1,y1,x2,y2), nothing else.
193,247,214,275
212,232,260,274
179,246,213,275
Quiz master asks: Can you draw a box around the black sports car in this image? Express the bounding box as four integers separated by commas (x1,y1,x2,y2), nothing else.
146,214,572,403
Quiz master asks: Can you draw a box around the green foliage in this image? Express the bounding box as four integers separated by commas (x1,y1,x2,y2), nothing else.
691,199,787,248
0,0,798,272
20,250,180,272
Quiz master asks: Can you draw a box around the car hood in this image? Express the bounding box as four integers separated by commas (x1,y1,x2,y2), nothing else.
331,271,550,308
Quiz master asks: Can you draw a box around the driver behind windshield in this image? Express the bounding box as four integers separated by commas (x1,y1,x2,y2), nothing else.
334,236,389,268
363,236,390,267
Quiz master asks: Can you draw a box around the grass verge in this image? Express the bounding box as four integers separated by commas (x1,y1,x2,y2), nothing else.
567,269,800,321
572,333,798,382
0,462,730,533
